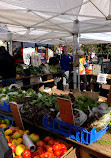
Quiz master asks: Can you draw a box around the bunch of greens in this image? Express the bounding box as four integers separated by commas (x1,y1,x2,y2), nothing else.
16,65,24,75
0,87,37,102
30,91,70,110
49,65,61,73
29,65,44,75
75,95,97,112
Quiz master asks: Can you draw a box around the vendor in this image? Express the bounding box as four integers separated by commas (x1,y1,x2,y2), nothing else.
79,51,87,91
0,46,16,87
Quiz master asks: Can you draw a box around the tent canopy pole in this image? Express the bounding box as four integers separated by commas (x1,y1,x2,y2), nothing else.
73,19,80,90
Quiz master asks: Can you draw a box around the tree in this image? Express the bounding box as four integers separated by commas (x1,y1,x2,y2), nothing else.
80,43,111,55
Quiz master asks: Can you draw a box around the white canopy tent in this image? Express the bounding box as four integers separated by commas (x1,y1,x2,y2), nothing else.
0,0,111,88
0,0,110,43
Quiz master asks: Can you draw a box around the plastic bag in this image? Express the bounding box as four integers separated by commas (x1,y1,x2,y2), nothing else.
57,108,87,126
92,103,109,117
73,108,87,126
0,95,9,104
42,64,50,73
9,84,21,90
91,112,111,130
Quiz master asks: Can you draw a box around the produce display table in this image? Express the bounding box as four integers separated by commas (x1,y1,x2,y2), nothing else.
16,72,62,89
0,110,111,158
47,89,69,95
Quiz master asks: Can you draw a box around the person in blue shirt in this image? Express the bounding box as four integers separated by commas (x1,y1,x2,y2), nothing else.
60,50,73,91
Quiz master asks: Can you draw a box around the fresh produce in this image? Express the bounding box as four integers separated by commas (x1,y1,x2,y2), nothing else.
49,65,61,73
16,65,24,75
5,126,68,158
29,134,40,144
32,136,67,158
0,87,37,102
15,144,26,156
23,149,31,158
0,118,11,129
20,91,70,125
75,95,98,112
10,144,16,152
29,65,44,76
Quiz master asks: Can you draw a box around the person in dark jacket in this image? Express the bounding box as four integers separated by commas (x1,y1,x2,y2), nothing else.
60,50,73,91
13,48,24,66
0,46,16,87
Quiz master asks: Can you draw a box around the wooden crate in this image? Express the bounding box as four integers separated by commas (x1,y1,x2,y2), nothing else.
57,139,77,158
79,146,110,158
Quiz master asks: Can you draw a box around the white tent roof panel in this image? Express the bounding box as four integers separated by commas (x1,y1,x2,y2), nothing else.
0,0,110,44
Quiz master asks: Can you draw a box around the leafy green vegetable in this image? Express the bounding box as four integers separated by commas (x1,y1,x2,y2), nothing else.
16,64,24,75
29,65,44,75
49,65,61,73
30,91,70,110
75,95,97,112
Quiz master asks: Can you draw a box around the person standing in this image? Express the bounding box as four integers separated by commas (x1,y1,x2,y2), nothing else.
13,48,24,66
0,46,16,87
85,54,92,91
79,51,87,91
60,50,73,91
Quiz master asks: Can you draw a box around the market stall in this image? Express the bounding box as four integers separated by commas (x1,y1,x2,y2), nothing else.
0,85,111,157
0,1,111,157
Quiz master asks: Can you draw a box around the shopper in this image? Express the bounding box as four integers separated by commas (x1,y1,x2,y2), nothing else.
0,46,16,87
79,51,87,91
13,48,24,66
60,50,73,91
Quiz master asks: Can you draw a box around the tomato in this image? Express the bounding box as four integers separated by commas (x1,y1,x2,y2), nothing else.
44,136,52,142
45,145,53,152
54,150,61,157
47,152,54,158
23,149,31,158
60,143,67,149
61,148,67,155
37,147,44,151
54,142,59,145
10,144,16,152
33,156,40,158
52,144,61,151
36,149,44,155
36,141,44,147
48,139,55,146
43,152,54,158
31,152,36,158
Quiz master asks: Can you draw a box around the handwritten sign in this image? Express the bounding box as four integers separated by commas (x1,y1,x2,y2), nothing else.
97,73,108,84
10,102,24,130
57,97,74,125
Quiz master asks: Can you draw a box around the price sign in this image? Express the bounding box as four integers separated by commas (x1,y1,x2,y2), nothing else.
57,97,74,125
97,73,108,84
10,102,24,130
